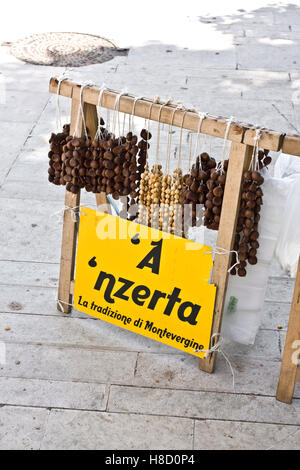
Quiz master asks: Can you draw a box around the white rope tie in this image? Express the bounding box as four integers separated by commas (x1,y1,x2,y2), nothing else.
57,298,75,312
96,84,108,139
194,333,235,391
205,246,240,273
248,127,262,171
51,205,88,223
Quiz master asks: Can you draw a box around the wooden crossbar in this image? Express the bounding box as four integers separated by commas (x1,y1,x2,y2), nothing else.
50,77,300,155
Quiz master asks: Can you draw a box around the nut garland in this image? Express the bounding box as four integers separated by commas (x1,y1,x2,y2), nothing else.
148,164,163,229
183,153,219,228
159,173,172,232
63,135,91,194
231,151,272,277
48,124,70,186
170,168,184,236
48,124,151,207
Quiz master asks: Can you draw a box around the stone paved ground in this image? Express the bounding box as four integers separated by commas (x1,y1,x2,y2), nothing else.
0,1,300,450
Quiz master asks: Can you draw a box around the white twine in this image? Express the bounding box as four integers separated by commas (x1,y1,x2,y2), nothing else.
51,205,88,223
112,89,128,138
57,297,74,312
96,84,108,139
220,116,234,173
193,112,208,171
177,109,188,170
56,74,69,131
188,133,193,173
73,81,94,139
145,96,160,148
166,103,182,174
194,333,235,391
128,95,143,134
204,246,240,273
155,98,173,165
248,127,262,171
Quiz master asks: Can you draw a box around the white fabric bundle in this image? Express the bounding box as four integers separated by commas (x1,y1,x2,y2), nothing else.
274,153,300,278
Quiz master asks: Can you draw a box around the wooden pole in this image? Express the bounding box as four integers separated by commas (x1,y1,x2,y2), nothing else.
49,77,289,152
276,256,300,403
198,142,253,373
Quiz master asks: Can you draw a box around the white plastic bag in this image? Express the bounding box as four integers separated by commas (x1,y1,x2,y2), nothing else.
222,175,291,344
274,152,300,178
275,174,300,278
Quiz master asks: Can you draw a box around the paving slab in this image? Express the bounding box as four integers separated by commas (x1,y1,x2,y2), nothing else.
40,408,194,450
0,405,48,450
108,385,300,425
0,198,63,263
134,352,300,398
0,377,107,411
0,342,137,384
193,420,300,450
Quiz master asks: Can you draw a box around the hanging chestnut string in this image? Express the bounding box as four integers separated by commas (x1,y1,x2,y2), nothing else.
48,75,71,187
231,127,269,277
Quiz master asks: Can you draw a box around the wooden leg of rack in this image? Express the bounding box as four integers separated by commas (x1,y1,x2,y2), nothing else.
276,256,300,403
198,142,253,373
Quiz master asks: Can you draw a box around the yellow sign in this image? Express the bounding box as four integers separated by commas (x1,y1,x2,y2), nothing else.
74,208,216,358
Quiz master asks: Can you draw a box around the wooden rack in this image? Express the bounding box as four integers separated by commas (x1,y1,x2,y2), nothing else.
49,77,300,393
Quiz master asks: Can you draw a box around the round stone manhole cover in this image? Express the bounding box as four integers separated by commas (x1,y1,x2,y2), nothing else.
9,32,126,67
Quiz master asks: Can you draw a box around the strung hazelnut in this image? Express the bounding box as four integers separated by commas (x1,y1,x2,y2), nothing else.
250,230,259,240
248,256,257,265
246,200,256,209
140,129,152,140
212,196,222,206
205,200,213,209
249,248,257,257
217,174,226,185
245,218,254,229
206,180,215,191
198,170,208,180
210,170,219,181
237,267,247,277
213,185,223,197
250,240,259,249
239,244,248,253
243,171,252,182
